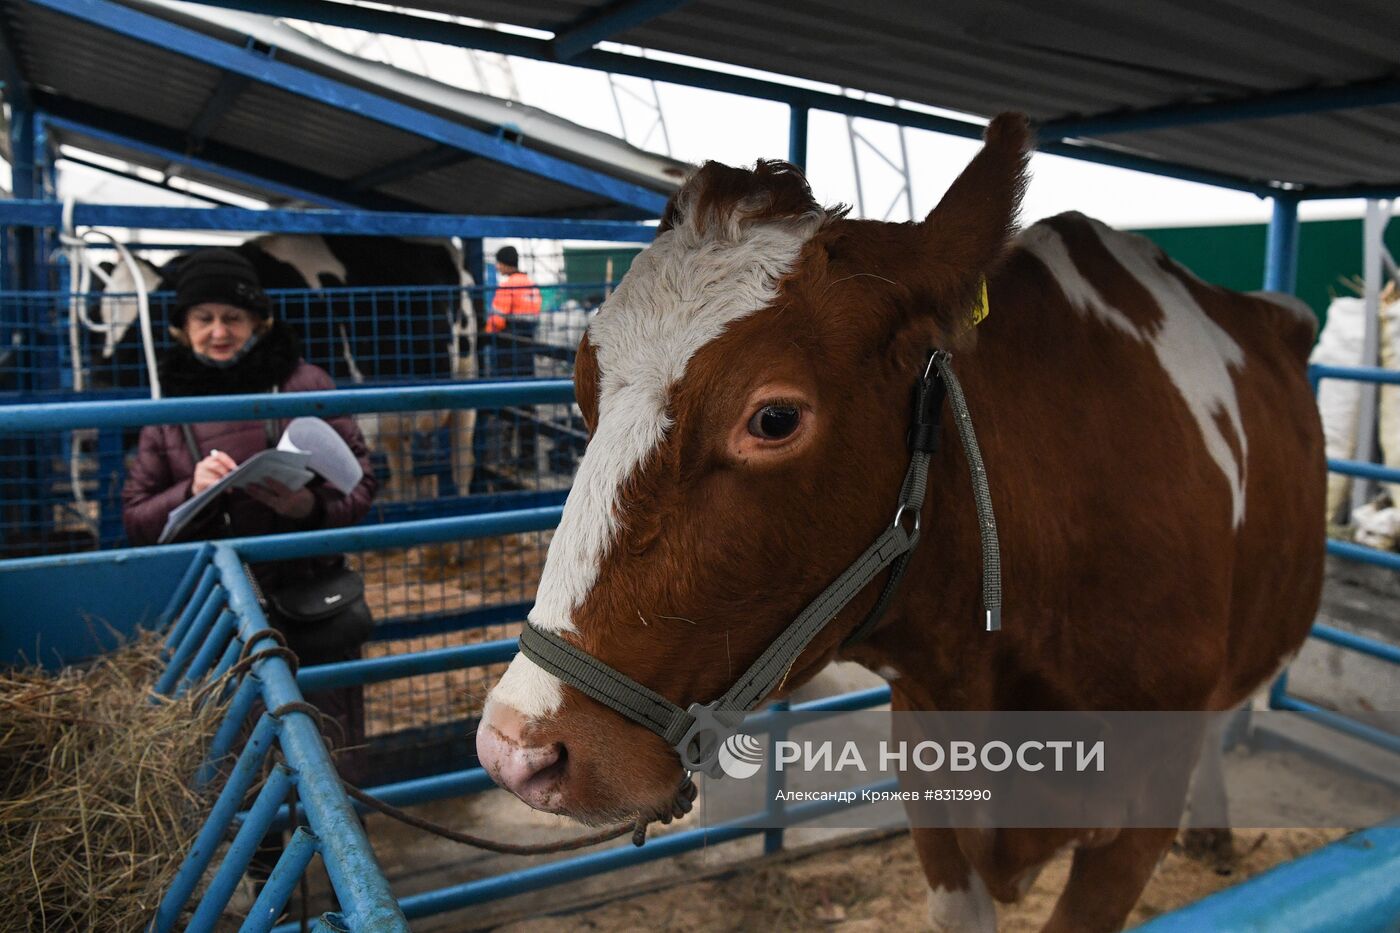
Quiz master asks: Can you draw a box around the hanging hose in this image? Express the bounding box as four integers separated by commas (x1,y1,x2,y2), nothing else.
57,199,162,522
59,197,162,399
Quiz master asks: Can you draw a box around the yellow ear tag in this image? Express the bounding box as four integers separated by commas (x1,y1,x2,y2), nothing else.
970,279,990,327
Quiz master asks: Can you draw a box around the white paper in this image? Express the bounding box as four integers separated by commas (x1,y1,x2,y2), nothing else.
156,416,363,544
279,417,363,494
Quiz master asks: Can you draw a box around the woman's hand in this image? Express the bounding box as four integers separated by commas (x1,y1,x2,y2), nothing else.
246,478,316,520
191,449,238,494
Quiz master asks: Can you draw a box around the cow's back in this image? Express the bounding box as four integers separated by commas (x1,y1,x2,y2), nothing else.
966,213,1323,709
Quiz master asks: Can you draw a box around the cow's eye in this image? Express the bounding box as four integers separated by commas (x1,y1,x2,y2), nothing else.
748,404,800,440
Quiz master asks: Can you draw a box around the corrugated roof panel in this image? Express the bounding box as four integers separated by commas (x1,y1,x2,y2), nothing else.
11,0,1400,197
210,83,432,180
382,0,1400,190
3,0,682,217
1105,107,1400,188
380,159,613,216
15,3,222,128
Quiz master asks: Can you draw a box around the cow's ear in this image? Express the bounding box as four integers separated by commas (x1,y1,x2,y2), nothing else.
917,112,1031,329
574,331,601,436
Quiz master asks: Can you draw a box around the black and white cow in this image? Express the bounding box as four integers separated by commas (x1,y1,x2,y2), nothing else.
95,234,480,501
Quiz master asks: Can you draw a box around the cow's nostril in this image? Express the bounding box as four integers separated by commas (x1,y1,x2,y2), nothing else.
526,742,567,787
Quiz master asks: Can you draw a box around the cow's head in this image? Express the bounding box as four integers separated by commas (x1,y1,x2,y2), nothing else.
478,114,1031,824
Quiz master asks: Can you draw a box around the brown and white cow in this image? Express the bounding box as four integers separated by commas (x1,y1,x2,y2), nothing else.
476,113,1325,931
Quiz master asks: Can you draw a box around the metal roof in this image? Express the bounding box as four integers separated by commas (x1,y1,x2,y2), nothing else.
1,0,690,217
162,0,1400,197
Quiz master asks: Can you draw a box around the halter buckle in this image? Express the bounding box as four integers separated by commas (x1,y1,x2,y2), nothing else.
675,700,746,779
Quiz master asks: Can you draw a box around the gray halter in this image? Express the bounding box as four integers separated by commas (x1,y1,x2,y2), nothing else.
519,350,1002,779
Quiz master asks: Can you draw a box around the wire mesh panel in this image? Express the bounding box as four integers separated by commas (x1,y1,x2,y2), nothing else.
351,531,549,782
1,377,574,789
0,282,600,397
0,282,601,558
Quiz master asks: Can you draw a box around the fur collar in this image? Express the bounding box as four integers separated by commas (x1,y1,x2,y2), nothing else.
159,319,302,397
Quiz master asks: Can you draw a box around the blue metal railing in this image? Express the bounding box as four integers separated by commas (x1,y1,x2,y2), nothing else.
1268,363,1400,754
145,527,891,931
1131,819,1400,932
154,544,408,932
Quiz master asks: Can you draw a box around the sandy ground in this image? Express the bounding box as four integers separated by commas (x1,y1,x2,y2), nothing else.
489,827,1345,933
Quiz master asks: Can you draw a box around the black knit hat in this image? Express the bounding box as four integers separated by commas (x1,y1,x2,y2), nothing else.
495,245,519,268
171,248,270,325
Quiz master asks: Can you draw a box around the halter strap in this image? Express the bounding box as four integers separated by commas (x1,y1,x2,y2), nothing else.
518,350,1003,779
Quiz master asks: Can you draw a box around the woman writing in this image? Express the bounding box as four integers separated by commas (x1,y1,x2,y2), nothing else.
122,247,377,775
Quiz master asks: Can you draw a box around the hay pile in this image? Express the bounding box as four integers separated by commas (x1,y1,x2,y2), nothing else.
0,632,228,930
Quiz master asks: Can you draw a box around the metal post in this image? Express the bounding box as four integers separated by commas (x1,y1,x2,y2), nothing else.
9,107,38,291
789,105,809,171
159,543,216,630
1263,195,1300,294
154,584,227,695
175,609,238,696
165,564,219,650
1349,200,1388,515
238,826,321,933
157,713,280,932
200,672,264,785
186,764,297,932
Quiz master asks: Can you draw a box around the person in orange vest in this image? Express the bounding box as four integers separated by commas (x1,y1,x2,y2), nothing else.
478,246,542,475
487,245,541,378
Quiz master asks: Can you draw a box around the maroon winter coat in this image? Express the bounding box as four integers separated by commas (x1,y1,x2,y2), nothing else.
122,360,377,588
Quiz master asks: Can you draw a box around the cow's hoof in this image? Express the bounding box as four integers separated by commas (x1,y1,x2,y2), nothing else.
1179,828,1235,873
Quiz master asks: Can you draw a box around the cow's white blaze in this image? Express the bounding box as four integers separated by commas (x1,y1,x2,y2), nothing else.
1021,215,1249,527
487,197,827,720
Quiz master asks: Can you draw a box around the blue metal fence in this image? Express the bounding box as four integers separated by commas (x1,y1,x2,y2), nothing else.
35,444,891,929
152,543,408,932
1268,363,1400,755
0,282,599,557
0,383,576,785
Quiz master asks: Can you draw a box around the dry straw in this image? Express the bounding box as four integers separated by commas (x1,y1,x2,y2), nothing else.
0,631,228,931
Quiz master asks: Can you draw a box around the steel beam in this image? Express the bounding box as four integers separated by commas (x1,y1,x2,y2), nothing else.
40,0,669,215
0,200,656,242
186,71,252,151
1042,76,1400,139
0,378,577,433
163,0,1280,195
56,152,242,207
549,0,693,61
1299,183,1400,201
